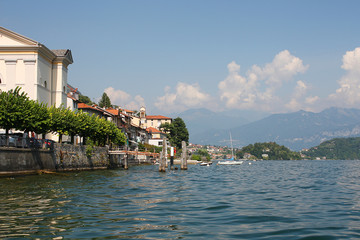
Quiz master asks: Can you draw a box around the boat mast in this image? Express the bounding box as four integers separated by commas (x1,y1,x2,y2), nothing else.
230,132,234,159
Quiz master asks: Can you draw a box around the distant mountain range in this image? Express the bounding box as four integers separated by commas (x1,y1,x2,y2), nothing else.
181,107,360,151
174,108,268,136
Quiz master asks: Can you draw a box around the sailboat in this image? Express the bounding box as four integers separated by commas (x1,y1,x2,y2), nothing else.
217,132,243,165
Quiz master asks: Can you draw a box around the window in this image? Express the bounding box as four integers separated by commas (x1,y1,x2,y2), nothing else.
44,81,47,89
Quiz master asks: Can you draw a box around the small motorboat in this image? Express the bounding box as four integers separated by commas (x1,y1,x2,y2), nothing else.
200,162,212,166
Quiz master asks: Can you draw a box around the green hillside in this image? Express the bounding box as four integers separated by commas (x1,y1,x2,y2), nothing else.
304,137,360,160
237,142,301,160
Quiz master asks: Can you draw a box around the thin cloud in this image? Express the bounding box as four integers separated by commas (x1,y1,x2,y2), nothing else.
155,82,211,113
104,87,145,110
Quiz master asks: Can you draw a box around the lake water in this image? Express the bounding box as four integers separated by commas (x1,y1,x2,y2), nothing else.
1,160,360,239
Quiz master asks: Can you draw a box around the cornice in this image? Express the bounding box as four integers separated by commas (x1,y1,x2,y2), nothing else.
0,27,73,67
0,27,38,46
38,44,57,63
0,46,39,52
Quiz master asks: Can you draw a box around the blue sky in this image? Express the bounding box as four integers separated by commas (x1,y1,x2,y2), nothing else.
2,0,360,115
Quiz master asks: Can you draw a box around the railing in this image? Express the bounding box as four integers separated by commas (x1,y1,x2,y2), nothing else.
110,146,127,151
0,135,55,150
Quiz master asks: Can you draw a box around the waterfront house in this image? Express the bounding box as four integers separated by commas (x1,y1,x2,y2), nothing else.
0,27,73,108
144,115,172,130
106,107,150,150
146,127,167,147
78,103,114,120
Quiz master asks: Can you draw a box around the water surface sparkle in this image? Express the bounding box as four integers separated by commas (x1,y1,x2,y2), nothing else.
1,160,360,239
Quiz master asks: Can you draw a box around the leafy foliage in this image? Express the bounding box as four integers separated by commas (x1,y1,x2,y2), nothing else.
190,155,202,161
305,137,360,160
191,148,210,161
26,101,51,134
0,88,126,147
237,142,301,160
0,87,32,133
79,94,94,105
160,117,189,149
98,92,112,108
138,143,162,153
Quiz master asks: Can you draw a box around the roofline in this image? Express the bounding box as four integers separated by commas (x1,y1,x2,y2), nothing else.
0,27,73,66
146,115,172,120
0,26,39,46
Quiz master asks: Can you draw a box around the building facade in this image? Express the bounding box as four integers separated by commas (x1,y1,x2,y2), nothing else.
145,115,172,129
0,27,73,107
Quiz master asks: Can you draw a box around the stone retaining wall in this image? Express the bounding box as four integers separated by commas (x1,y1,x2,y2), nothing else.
0,144,109,176
54,144,109,171
0,144,157,177
0,148,56,176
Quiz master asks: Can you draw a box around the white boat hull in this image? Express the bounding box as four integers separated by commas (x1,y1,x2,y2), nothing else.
217,160,243,165
200,162,212,166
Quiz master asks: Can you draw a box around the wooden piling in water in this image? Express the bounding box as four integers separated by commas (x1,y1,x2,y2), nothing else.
124,146,129,170
181,141,188,170
159,138,167,172
165,141,168,168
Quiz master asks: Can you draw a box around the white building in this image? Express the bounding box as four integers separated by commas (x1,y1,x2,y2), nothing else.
0,27,73,107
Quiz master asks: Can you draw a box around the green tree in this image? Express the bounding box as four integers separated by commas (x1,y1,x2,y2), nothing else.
79,94,94,105
240,142,301,160
160,117,189,149
26,101,51,137
0,87,125,147
98,92,112,108
49,106,75,143
77,112,93,145
191,155,201,161
0,87,32,138
191,148,211,161
305,137,360,160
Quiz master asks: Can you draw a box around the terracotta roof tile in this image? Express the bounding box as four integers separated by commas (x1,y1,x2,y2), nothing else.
78,102,94,109
146,127,163,133
106,108,119,115
146,115,172,120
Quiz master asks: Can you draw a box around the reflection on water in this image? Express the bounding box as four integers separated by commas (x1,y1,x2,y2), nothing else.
0,178,70,239
1,160,360,239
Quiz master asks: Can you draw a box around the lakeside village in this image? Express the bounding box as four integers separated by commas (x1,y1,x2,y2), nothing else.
0,27,189,156
0,27,347,169
0,26,259,168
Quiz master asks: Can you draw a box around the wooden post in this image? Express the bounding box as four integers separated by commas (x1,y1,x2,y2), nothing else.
165,140,168,168
181,141,188,170
159,138,167,172
136,149,139,164
124,146,129,170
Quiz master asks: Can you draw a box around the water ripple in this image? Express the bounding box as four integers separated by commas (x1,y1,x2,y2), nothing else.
2,160,360,239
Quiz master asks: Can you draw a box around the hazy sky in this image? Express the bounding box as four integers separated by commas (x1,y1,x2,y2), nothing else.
2,0,360,115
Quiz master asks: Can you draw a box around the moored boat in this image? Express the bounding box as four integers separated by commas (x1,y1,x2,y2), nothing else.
217,133,243,165
200,162,212,166
217,159,243,165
